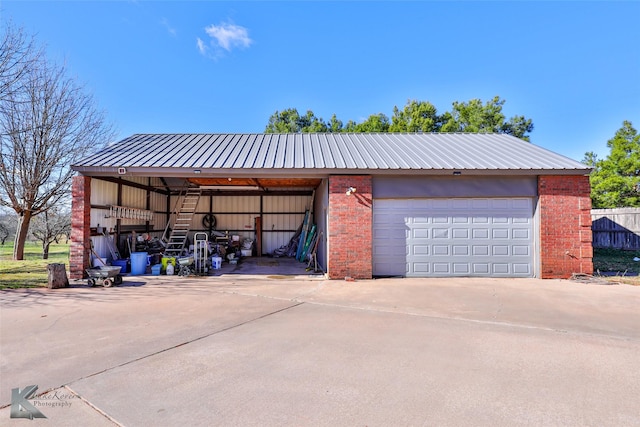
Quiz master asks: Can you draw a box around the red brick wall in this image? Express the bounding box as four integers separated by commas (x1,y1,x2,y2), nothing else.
70,175,91,279
328,175,372,279
539,175,593,279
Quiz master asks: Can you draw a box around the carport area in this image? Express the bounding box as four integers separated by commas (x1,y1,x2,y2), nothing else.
1,277,639,425
70,133,594,282
73,172,328,280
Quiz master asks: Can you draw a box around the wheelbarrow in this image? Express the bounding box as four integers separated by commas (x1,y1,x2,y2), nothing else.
86,266,123,287
176,256,194,277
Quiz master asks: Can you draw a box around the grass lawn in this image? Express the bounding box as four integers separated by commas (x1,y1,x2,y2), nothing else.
0,242,70,289
593,248,640,286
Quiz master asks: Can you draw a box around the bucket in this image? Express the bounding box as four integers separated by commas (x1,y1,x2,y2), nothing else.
151,264,161,276
212,256,222,270
161,257,176,272
130,252,148,275
112,259,128,274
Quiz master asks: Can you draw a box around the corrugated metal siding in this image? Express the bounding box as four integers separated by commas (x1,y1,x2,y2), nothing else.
210,195,260,238
89,180,117,255
262,214,304,253
149,192,165,213
73,133,590,173
263,195,310,212
121,186,147,210
314,179,329,272
90,179,117,206
90,178,164,262
90,210,116,232
262,195,311,254
91,177,163,219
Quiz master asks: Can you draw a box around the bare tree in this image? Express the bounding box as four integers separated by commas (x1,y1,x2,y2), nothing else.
0,209,16,244
0,22,39,102
30,207,70,259
0,222,9,245
0,24,114,260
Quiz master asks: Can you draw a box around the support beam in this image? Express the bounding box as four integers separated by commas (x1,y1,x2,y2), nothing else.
70,176,91,279
327,175,373,279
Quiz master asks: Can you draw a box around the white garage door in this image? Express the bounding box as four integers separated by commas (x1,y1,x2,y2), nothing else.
373,198,534,277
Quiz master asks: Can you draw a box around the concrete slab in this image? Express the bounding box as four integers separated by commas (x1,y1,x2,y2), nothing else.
69,303,640,426
1,276,639,426
0,279,299,405
202,255,324,277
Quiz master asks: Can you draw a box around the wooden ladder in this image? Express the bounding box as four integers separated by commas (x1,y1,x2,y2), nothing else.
164,187,201,257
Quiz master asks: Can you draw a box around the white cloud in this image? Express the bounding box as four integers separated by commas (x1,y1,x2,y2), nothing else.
196,37,207,55
160,18,177,36
204,22,252,52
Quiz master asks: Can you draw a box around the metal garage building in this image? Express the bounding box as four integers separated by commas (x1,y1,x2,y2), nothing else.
70,133,593,280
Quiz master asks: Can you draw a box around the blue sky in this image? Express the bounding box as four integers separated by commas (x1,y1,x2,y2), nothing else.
1,1,638,162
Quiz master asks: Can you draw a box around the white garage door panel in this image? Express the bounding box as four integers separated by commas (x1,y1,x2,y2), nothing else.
373,198,534,278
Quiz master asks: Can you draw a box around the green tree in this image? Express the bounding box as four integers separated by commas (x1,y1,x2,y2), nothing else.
389,100,440,132
440,96,533,141
588,121,640,208
265,96,533,139
327,114,343,133
265,108,328,133
346,113,390,132
265,108,302,133
299,110,328,132
582,151,598,168
501,115,535,141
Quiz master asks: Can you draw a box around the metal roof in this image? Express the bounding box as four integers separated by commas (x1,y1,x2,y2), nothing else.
72,133,590,176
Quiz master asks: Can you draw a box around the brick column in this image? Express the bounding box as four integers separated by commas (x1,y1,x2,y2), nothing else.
70,175,91,279
328,175,372,279
538,175,593,279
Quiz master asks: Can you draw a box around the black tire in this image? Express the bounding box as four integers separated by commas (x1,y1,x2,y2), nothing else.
203,214,217,229
103,278,113,288
87,278,95,287
114,275,123,285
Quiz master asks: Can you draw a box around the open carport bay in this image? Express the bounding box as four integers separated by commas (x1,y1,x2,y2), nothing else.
1,277,639,426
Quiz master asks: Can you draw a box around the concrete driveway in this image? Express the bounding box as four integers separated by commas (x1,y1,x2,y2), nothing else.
1,274,639,426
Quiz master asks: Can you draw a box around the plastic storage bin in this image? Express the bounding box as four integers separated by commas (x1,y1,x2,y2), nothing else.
151,264,161,275
130,252,148,275
112,259,128,274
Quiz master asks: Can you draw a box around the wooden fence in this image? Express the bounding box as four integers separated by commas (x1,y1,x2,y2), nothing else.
591,208,640,250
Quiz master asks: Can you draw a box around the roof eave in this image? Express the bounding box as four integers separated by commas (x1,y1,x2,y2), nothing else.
71,165,592,178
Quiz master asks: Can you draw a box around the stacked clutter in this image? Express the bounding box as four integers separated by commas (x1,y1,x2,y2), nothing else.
161,234,254,275
272,226,302,257
295,211,319,266
241,239,254,257
272,208,321,272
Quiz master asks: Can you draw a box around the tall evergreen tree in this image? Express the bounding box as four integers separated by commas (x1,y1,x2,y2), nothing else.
587,121,640,208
